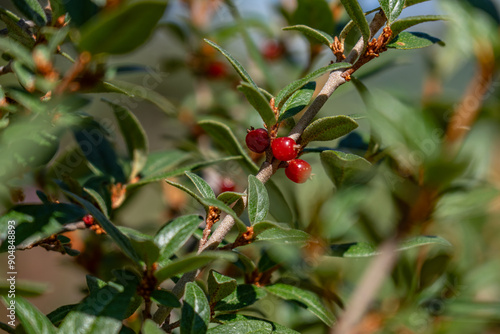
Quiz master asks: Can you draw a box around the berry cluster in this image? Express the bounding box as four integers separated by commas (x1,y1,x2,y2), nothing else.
245,128,311,183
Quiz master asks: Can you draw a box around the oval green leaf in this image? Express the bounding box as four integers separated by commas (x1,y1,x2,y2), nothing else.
279,81,316,122
301,115,359,146
238,82,276,127
185,171,215,199
214,284,267,311
151,289,181,308
1,296,56,334
208,270,238,305
379,0,405,24
320,150,372,188
247,175,269,224
181,282,210,334
387,31,444,50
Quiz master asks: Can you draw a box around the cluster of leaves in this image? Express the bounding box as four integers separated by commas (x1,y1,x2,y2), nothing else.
0,0,500,333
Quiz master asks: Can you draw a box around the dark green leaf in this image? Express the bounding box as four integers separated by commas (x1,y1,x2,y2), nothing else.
339,0,370,51
0,7,35,48
208,270,237,305
256,227,310,245
390,15,446,38
154,215,203,266
215,314,300,334
217,191,244,205
404,0,430,8
379,0,405,23
84,187,109,218
142,319,165,334
0,322,14,334
46,304,77,326
208,320,272,334
154,252,237,283
1,296,56,334
301,116,358,146
283,25,333,46
186,171,216,199
320,151,372,188
199,120,293,223
233,252,257,273
181,282,210,334
275,62,351,109
279,81,316,122
78,0,168,54
214,284,267,311
64,0,99,27
129,238,160,267
265,284,335,326
387,31,444,49
330,236,452,257
59,270,140,334
105,99,149,180
292,0,335,36
12,0,47,26
204,39,257,88
252,221,290,236
151,289,181,308
141,150,190,178
62,190,142,264
238,83,276,127
199,198,248,233
247,175,269,224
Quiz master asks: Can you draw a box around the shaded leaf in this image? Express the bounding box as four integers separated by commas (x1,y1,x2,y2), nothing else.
46,304,77,326
301,116,358,146
186,172,215,199
84,187,109,218
238,83,276,127
154,215,203,267
247,175,269,224
142,319,165,334
214,284,267,311
387,31,444,49
256,227,310,245
208,270,237,305
279,81,316,122
320,151,372,188
330,235,452,257
275,62,351,109
1,296,56,334
63,0,100,27
181,282,210,334
78,0,168,54
283,25,333,46
265,284,334,326
154,252,237,283
217,191,244,205
105,99,148,180
12,0,47,26
151,290,181,308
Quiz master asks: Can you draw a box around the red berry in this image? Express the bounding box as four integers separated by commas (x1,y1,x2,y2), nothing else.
263,41,284,61
206,61,226,79
82,214,94,226
271,137,297,161
285,159,312,184
246,128,270,153
220,178,236,193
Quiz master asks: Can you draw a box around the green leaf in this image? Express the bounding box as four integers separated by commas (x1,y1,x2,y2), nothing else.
283,25,333,47
0,281,47,297
12,61,35,91
390,15,446,38
46,304,77,326
129,156,243,190
12,0,47,26
129,238,160,267
379,0,405,24
292,0,335,36
404,0,430,8
154,215,203,267
84,187,109,218
105,99,149,180
247,175,269,224
208,320,272,334
339,0,370,51
186,171,216,199
59,270,140,334
154,252,237,283
256,227,310,245
330,236,452,257
94,80,176,116
142,319,165,334
238,83,276,127
165,179,206,208
151,290,181,308
199,120,293,223
214,284,267,311
63,0,99,27
1,296,56,334
181,282,210,334
265,284,335,326
78,0,168,54
387,31,444,49
0,7,35,48
275,62,351,109
215,314,300,333
199,198,248,233
301,116,359,146
217,191,244,205
62,190,142,264
279,81,316,122
0,37,35,70
320,151,372,188
141,150,190,178
208,270,237,305
204,39,257,88
86,275,107,293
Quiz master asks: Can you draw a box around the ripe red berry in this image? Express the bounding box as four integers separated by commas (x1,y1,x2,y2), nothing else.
271,137,297,161
246,128,270,153
220,177,236,193
285,159,312,184
82,214,94,226
262,41,284,61
206,61,226,79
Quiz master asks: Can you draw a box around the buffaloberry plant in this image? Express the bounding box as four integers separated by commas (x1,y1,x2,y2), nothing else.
1,0,500,333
